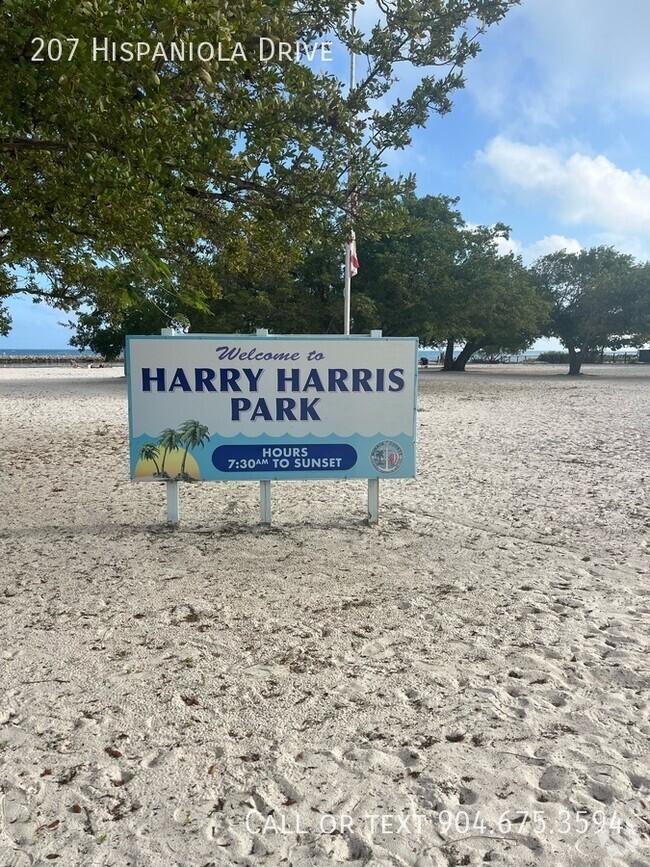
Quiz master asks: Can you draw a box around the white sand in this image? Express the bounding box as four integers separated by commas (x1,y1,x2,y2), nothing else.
0,364,648,867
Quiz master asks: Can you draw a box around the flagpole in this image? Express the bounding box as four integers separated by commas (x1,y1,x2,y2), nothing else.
343,3,356,336
343,5,376,524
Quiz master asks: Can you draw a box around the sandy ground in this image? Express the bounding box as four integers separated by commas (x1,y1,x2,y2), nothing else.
0,363,648,867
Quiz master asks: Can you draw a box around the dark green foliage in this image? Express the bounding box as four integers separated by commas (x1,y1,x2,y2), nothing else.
352,195,550,369
68,193,552,362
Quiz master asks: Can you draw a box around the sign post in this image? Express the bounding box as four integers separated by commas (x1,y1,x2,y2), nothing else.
260,476,272,526
126,333,417,526
161,327,180,526
256,328,272,524
367,329,382,525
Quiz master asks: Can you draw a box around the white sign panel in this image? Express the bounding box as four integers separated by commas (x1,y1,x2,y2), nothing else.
126,334,417,481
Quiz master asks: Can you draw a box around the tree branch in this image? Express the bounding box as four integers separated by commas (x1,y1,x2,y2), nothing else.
0,138,69,152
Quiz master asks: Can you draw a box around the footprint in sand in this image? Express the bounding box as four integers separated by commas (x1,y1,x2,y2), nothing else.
538,765,573,791
358,635,396,658
0,790,31,851
458,786,479,805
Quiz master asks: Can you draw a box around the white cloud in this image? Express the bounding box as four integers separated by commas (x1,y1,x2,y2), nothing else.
463,221,581,263
495,233,581,264
466,0,650,126
494,234,519,257
524,235,582,260
523,0,650,109
477,137,650,238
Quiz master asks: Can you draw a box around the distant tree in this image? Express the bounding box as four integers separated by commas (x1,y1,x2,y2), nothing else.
436,227,549,371
0,0,519,332
531,247,650,375
0,271,15,335
0,303,10,337
626,261,650,348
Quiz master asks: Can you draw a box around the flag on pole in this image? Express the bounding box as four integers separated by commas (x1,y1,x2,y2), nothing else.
349,230,359,276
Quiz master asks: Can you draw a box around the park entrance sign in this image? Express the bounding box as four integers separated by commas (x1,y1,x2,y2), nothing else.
126,333,418,521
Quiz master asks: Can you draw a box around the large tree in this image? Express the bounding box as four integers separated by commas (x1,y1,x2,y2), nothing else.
436,225,549,371
531,247,650,375
348,194,463,337
352,195,548,367
0,0,519,335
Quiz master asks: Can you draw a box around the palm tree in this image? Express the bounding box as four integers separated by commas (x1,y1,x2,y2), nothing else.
138,442,161,475
177,420,210,479
158,427,181,477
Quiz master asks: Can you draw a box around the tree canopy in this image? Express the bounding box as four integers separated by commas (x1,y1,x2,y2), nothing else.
531,247,650,375
0,0,519,334
351,194,549,368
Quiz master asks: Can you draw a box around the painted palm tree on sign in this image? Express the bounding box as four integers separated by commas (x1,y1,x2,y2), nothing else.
158,427,182,478
177,419,210,480
138,442,161,476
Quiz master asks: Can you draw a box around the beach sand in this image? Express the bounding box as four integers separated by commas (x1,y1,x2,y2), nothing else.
0,364,648,866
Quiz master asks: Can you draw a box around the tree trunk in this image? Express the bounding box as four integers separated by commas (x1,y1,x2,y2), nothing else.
442,337,454,371
567,345,583,375
451,339,482,371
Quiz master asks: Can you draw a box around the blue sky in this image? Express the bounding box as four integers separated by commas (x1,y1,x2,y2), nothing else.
3,0,650,349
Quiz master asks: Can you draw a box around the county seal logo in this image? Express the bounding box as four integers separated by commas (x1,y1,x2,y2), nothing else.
370,440,404,474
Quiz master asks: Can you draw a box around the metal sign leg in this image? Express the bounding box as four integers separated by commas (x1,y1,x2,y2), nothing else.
260,480,272,525
167,480,180,526
367,329,382,525
161,326,180,527
256,328,272,526
367,478,379,525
